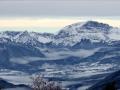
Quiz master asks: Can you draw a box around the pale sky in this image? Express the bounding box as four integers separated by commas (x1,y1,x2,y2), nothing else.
0,17,120,33
0,0,120,33
0,0,120,17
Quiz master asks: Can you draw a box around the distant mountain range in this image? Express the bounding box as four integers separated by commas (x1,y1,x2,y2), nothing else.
0,21,120,90
0,21,119,69
0,21,120,47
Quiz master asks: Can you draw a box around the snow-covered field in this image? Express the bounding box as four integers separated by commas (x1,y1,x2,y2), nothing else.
0,46,119,90
0,62,117,90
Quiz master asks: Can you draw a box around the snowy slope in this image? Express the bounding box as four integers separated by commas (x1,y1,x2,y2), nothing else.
0,21,119,47
0,21,119,90
53,21,120,46
0,31,54,46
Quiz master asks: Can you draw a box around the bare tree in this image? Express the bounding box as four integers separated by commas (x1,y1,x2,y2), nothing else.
31,75,63,90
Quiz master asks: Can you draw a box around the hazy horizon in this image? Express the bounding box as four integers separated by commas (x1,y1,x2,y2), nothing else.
0,17,120,33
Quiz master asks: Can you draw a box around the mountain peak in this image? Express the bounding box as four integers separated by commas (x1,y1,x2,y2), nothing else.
81,21,112,31
54,21,120,46
59,21,113,34
57,21,112,37
0,21,119,47
19,31,30,36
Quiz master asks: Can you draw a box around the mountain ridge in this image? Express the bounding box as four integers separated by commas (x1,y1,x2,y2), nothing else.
0,21,120,47
0,21,119,90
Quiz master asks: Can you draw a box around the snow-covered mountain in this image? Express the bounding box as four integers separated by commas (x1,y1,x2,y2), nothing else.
0,20,119,69
0,21,120,47
0,21,119,90
54,21,120,46
0,31,54,46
